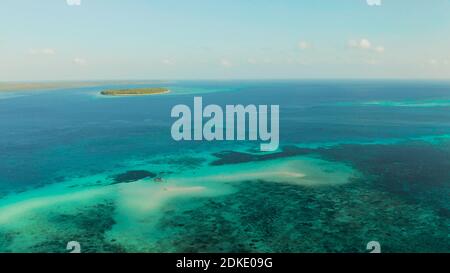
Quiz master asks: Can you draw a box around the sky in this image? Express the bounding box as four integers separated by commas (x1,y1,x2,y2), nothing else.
0,0,449,81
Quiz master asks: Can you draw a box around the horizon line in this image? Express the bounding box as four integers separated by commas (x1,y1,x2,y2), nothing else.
2,78,450,83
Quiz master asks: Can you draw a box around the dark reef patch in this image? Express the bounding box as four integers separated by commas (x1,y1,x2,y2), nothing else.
315,141,450,211
153,140,450,253
211,141,450,213
153,179,449,253
0,231,17,252
32,202,124,253
210,146,313,166
111,170,156,184
148,156,206,170
0,201,125,253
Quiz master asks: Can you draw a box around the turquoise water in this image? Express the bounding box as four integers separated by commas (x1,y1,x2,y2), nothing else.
0,80,449,252
336,99,450,108
362,100,450,107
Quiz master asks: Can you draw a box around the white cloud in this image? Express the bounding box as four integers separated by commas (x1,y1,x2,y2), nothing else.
42,48,56,55
349,38,371,49
428,59,450,66
220,59,232,68
428,59,438,65
73,57,87,66
28,48,56,55
298,41,310,50
366,0,382,6
66,0,81,6
374,46,385,53
162,59,175,65
360,39,372,49
349,38,384,53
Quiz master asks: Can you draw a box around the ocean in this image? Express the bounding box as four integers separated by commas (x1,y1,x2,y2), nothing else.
0,80,449,252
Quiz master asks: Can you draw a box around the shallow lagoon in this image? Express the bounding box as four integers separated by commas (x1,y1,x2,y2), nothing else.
0,80,449,252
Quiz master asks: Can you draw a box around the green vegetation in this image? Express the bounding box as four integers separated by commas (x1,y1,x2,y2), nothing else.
0,81,170,93
100,87,170,96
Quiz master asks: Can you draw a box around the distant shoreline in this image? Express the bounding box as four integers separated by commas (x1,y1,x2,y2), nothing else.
0,81,171,93
100,87,170,96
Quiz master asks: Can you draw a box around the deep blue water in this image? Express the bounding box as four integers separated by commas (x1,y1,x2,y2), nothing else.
2,80,450,194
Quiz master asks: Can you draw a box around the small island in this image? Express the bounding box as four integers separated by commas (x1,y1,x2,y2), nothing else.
100,87,170,96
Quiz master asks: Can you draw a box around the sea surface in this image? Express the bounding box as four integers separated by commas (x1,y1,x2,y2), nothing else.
0,80,449,252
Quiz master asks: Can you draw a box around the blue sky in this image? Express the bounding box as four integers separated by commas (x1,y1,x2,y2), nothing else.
1,0,449,81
